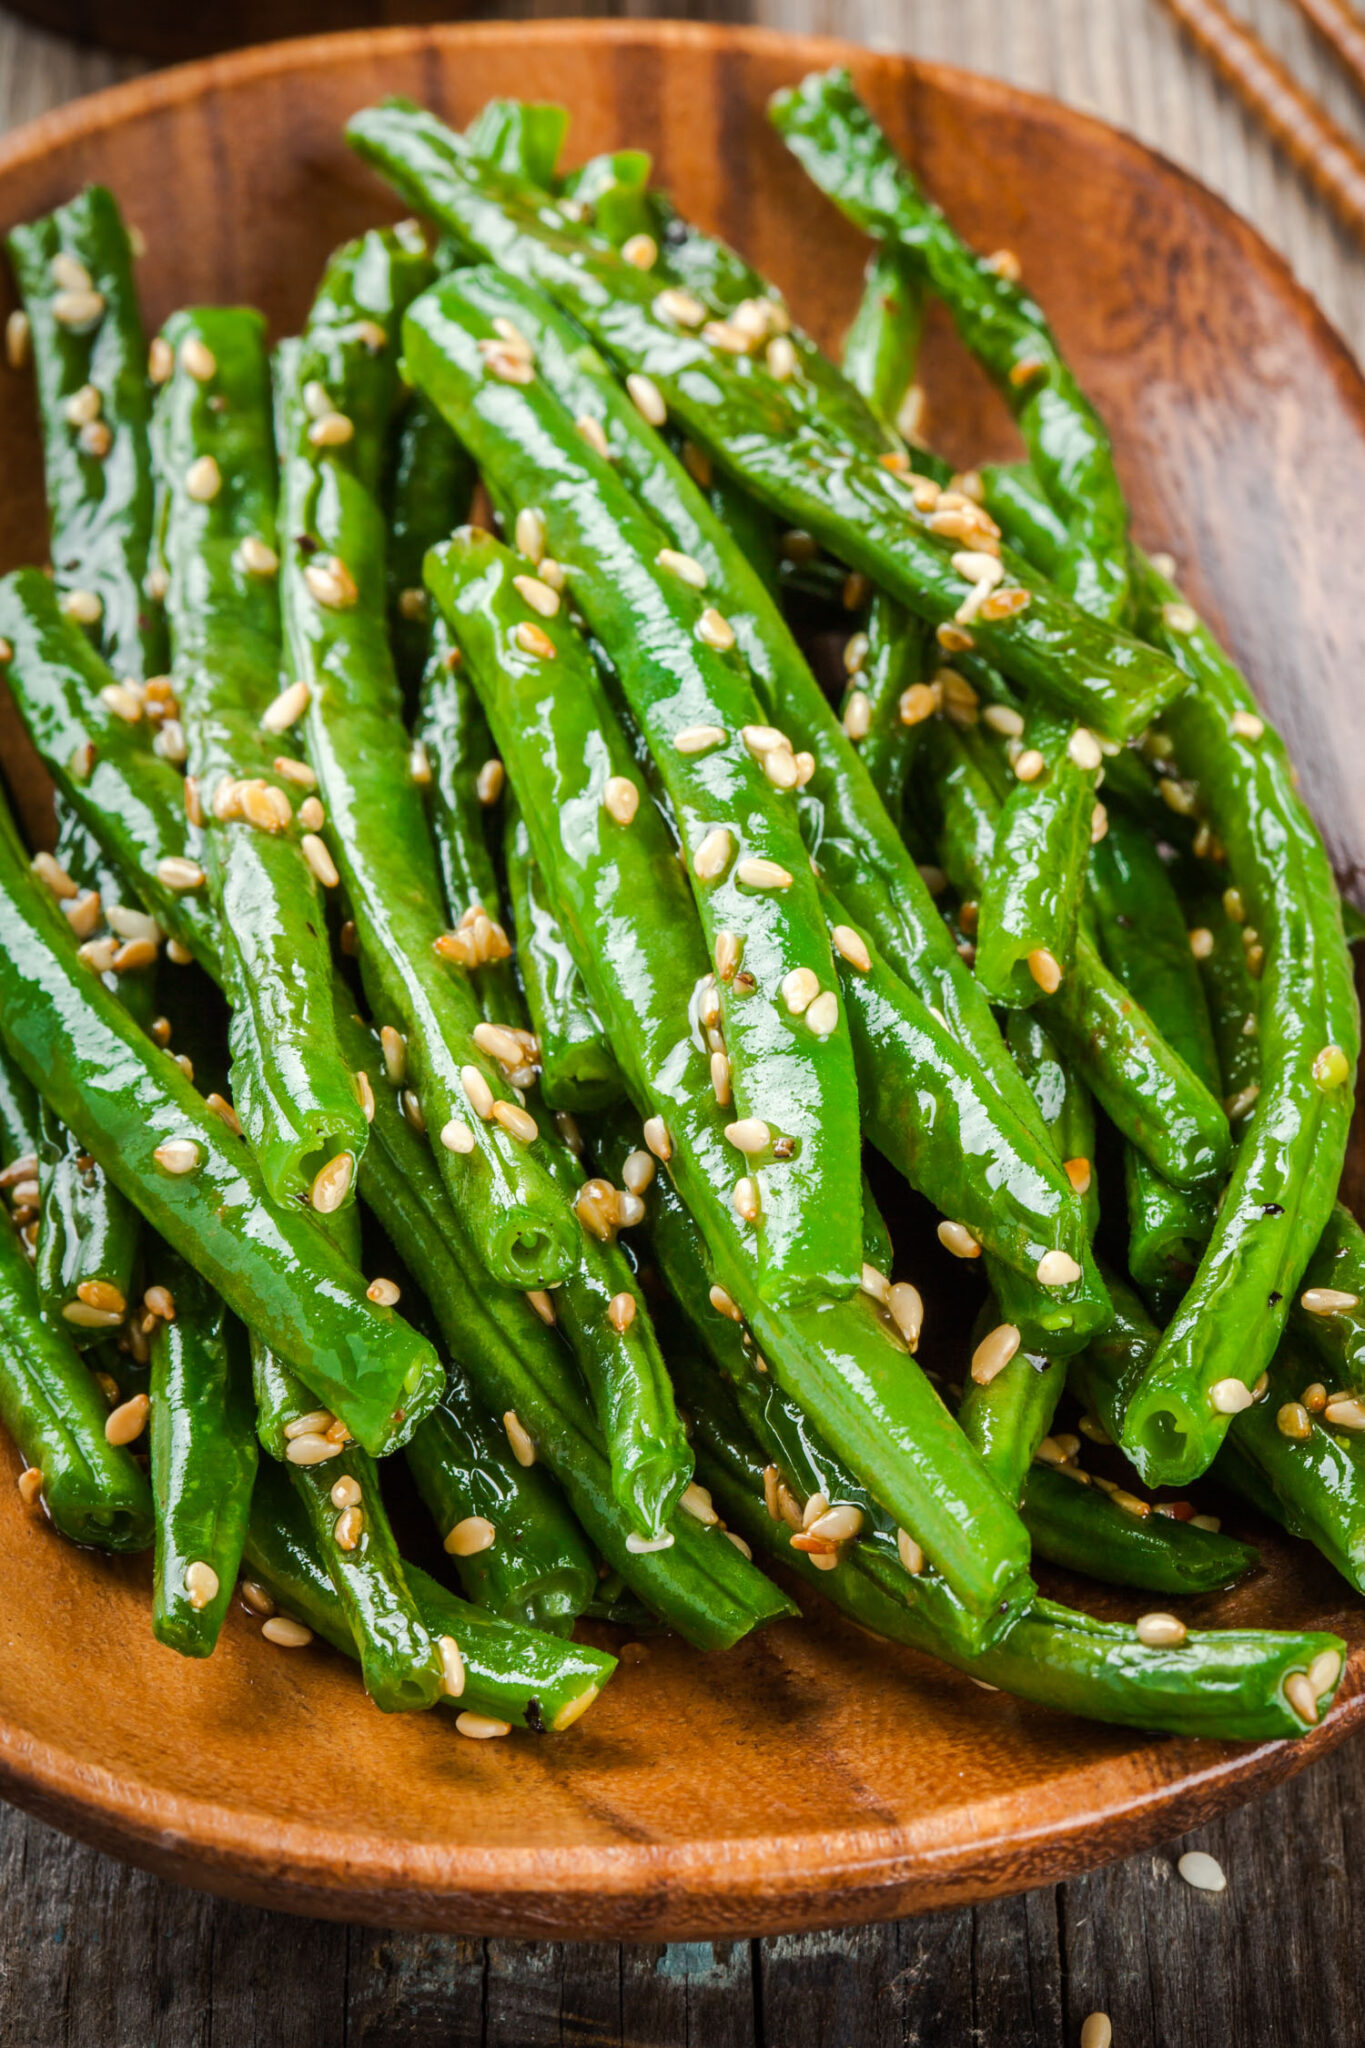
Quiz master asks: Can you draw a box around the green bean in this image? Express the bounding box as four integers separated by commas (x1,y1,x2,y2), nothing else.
973,703,1100,1005
1004,1011,1098,1232
841,243,925,433
406,274,867,1309
346,99,1188,739
405,1377,598,1635
1020,1462,1258,1595
244,1457,616,1732
34,1100,140,1346
385,390,476,699
1118,555,1359,1483
0,1195,153,1549
464,97,569,188
148,1249,256,1656
0,784,441,1455
1291,1204,1365,1394
957,1304,1066,1503
504,805,623,1112
277,228,578,1292
425,526,1034,1636
1186,885,1262,1105
289,1443,445,1711
155,306,371,1208
1215,1340,1365,1597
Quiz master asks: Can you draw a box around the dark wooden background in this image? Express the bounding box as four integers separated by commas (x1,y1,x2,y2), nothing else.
4,1,1365,2041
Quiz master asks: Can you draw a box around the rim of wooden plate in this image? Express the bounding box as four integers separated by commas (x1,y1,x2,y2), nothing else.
0,18,1361,1938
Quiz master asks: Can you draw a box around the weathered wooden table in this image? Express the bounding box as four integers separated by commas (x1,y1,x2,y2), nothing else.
2,2,1363,2040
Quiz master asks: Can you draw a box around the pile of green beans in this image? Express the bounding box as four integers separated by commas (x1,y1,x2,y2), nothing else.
0,74,1355,1753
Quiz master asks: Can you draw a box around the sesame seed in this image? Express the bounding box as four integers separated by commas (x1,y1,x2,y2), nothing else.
240,779,293,832
781,966,819,1014
184,1561,220,1610
625,1530,676,1554
622,233,658,269
143,1283,175,1320
697,607,735,651
152,1139,200,1175
843,632,870,679
185,454,221,502
456,1710,511,1738
603,775,639,825
1302,1286,1361,1315
899,682,940,727
715,929,742,982
982,703,1024,738
444,1513,498,1561
366,1277,401,1307
1310,1648,1342,1696
1324,1396,1365,1430
643,1116,671,1162
62,588,102,625
1080,2014,1112,2048
52,288,106,330
655,287,707,327
514,507,546,563
655,548,707,593
1013,747,1046,784
725,1117,770,1156
1027,947,1063,994
285,1432,343,1465
308,410,354,448
481,343,535,385
301,834,339,888
333,1505,364,1551
492,1099,538,1143
1210,1377,1254,1415
1230,709,1265,740
262,677,310,732
971,1322,1021,1385
1067,726,1103,771
100,680,143,722
1285,1671,1320,1725
62,1300,122,1329
63,382,102,427
692,827,733,881
860,1264,891,1307
673,723,726,760
732,1176,760,1223
1277,1401,1312,1440
304,556,358,610
710,1049,732,1104
1036,1249,1081,1287
105,1392,149,1446
888,1282,924,1349
1313,1045,1351,1089
5,309,31,370
708,1283,742,1324
1188,926,1214,960
829,924,871,973
262,1615,313,1648
843,688,871,741
32,851,77,900
514,620,556,660
807,989,840,1036
767,334,798,380
736,856,792,891
78,420,112,458
1176,1851,1226,1893
461,1065,495,1120
353,319,387,353
1225,1084,1260,1121
330,1475,362,1510
297,795,324,832
1136,1611,1186,1646
895,1528,925,1576
1159,776,1198,816
310,1151,353,1213
503,1410,537,1467
607,1291,636,1335
512,571,560,619
575,412,610,457
938,1220,980,1260
16,1468,42,1506
180,335,216,381
626,372,666,425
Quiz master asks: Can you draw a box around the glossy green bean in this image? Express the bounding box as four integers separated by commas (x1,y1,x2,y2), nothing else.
406,1379,598,1635
973,702,1099,1006
1215,1340,1365,1597
148,1249,256,1656
1119,556,1359,1483
155,305,370,1208
346,99,1187,740
1290,1204,1365,1394
0,785,441,1455
1004,1011,1098,1234
1187,887,1262,1106
426,528,1034,1635
406,274,866,1308
504,805,623,1113
278,230,577,1292
0,1197,153,1549
34,1100,139,1346
385,390,476,699
289,1444,445,1711
1020,1463,1258,1595
244,1457,616,1732
957,1306,1066,1504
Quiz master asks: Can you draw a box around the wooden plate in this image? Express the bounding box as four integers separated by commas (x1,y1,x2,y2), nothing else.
0,19,1362,1940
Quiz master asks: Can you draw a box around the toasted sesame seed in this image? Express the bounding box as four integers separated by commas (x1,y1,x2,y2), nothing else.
62,587,103,625
575,412,610,457
982,703,1025,738
656,547,707,589
1284,1671,1319,1725
180,335,216,381
62,1300,122,1329
603,775,639,824
1027,948,1063,995
63,382,102,427
481,343,535,384
152,1139,200,1176
673,725,727,762
365,1276,401,1308
440,1119,476,1157
1067,726,1103,771
16,1467,42,1506
971,1322,1021,1386
1225,1083,1260,1121
285,1432,343,1465
456,1710,511,1740
239,779,292,832
736,856,793,891
185,453,221,503
329,1504,362,1551
310,1151,353,1213
166,940,193,965
780,966,819,1014
380,1025,407,1085
842,688,872,742
183,1561,220,1610
326,1476,362,1513
1210,1377,1254,1415
1277,1401,1312,1441
888,1282,924,1349
1080,2014,1112,2048
692,827,733,882
304,556,358,609
1230,709,1264,740
1302,1286,1361,1315
234,534,279,580
52,288,106,330
655,286,707,328
156,855,206,893
607,1291,637,1335
514,506,546,564
643,1116,671,1163
1159,776,1198,816
827,924,871,975
625,1530,677,1556
105,1392,149,1446
732,1176,760,1223
308,409,354,448
707,1283,743,1327
262,1615,313,1648
697,606,736,651
938,1220,980,1260
725,1117,770,1156
5,309,31,370
461,1065,495,1121
503,1410,536,1468
301,834,339,888
262,677,309,733
492,1098,538,1143
1324,1396,1365,1430
1310,1648,1342,1696
514,619,556,660
619,231,659,270
804,988,840,1037
1135,1611,1186,1647
1188,926,1214,960
860,1264,891,1309
618,1151,654,1200
765,333,797,380
1036,1249,1081,1287
1013,747,1046,784
32,851,77,900
100,680,143,722
899,682,940,727
1313,1044,1351,1089
709,1049,731,1105
626,371,666,425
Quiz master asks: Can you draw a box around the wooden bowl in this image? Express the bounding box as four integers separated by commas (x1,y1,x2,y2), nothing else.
0,19,1362,1940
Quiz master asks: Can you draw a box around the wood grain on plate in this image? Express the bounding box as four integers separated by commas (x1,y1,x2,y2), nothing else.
0,19,1361,1939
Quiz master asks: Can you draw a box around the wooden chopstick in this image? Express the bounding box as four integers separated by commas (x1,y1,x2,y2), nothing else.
1292,0,1365,102
1160,0,1365,241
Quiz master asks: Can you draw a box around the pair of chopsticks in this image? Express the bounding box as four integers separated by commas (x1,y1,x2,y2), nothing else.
1162,0,1365,240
